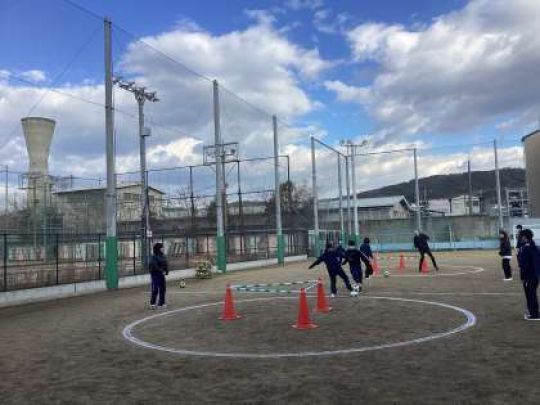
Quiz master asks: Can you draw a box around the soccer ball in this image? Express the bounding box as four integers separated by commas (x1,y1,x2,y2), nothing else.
179,279,187,288
383,270,390,278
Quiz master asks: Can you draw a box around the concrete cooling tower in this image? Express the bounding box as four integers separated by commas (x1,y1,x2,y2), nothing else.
522,129,540,217
21,117,55,207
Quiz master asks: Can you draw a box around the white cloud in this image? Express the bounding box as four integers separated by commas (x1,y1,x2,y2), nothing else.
326,0,540,136
20,70,47,83
0,17,331,192
313,9,350,34
285,0,323,11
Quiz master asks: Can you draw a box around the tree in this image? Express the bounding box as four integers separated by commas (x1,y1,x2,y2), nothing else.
265,180,313,229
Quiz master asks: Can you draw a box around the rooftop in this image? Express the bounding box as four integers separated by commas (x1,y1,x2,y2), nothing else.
53,182,165,195
319,195,410,210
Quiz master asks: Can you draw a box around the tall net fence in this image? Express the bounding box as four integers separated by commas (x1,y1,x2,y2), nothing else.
0,2,309,292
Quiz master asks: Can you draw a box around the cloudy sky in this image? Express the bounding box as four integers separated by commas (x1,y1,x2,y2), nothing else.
0,0,535,200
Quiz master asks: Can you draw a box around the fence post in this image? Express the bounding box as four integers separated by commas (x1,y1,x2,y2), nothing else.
98,234,102,279
133,236,136,275
55,234,59,285
185,236,189,267
3,234,7,291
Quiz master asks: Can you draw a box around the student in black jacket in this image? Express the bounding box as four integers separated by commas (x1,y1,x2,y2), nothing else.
149,242,169,309
517,229,540,320
359,237,374,278
498,229,513,281
309,242,357,297
343,240,363,291
413,231,439,272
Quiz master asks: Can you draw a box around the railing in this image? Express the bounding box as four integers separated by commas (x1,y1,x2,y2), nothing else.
0,230,308,292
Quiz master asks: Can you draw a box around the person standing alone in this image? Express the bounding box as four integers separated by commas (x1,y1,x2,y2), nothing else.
413,231,439,272
498,229,513,281
518,229,540,320
149,242,169,309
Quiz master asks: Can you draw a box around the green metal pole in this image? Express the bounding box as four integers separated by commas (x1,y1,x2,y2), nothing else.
104,18,118,288
213,80,226,272
273,116,284,265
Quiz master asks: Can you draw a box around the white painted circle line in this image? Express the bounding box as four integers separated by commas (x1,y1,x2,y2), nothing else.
122,296,476,359
372,264,485,278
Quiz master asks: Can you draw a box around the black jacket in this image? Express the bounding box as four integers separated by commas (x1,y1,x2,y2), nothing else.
343,247,362,268
359,243,373,259
413,233,430,251
149,254,169,275
309,249,343,273
499,239,512,257
518,241,540,281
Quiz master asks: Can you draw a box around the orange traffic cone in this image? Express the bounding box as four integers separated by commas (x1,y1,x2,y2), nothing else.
314,278,331,313
421,258,429,273
373,254,380,275
220,284,242,321
292,288,318,330
398,254,406,272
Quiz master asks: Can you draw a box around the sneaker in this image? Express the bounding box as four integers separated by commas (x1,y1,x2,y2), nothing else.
357,284,363,293
157,304,168,310
330,293,336,298
524,314,540,321
350,290,358,297
503,278,513,281
353,284,360,292
149,304,157,310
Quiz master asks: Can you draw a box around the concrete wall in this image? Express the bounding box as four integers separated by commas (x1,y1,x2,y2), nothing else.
523,131,540,217
0,254,307,308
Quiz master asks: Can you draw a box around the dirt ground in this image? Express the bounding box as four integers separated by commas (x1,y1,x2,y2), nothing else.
2,250,540,404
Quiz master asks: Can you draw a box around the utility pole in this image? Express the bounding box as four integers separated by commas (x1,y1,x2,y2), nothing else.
273,116,284,265
213,80,226,272
413,147,421,231
467,159,473,215
311,136,320,256
345,156,351,238
494,139,504,229
104,18,118,289
4,165,8,231
337,154,345,242
113,77,159,273
349,142,359,244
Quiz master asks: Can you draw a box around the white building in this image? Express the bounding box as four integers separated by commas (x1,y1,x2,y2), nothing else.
450,195,481,215
319,195,411,223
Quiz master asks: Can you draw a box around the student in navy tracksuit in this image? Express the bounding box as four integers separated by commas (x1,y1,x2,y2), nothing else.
343,240,363,291
413,231,439,272
149,242,169,309
517,229,540,320
309,242,357,297
360,237,374,278
498,229,513,281
516,224,524,258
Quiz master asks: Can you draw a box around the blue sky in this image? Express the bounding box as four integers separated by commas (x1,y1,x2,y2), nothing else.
0,0,535,198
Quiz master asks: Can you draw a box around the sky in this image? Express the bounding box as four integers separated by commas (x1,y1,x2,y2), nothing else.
0,0,536,203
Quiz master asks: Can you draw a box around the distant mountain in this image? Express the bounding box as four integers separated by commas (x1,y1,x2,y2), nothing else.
357,167,525,203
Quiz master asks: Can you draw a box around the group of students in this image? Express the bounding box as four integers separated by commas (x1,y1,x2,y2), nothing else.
498,225,540,320
309,238,374,297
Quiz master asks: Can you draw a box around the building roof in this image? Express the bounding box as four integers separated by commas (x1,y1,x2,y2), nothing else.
53,182,165,195
319,195,410,210
522,129,540,143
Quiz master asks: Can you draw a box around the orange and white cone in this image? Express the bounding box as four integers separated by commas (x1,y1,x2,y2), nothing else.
398,254,406,272
219,284,242,321
421,258,429,273
314,278,331,313
292,288,318,330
